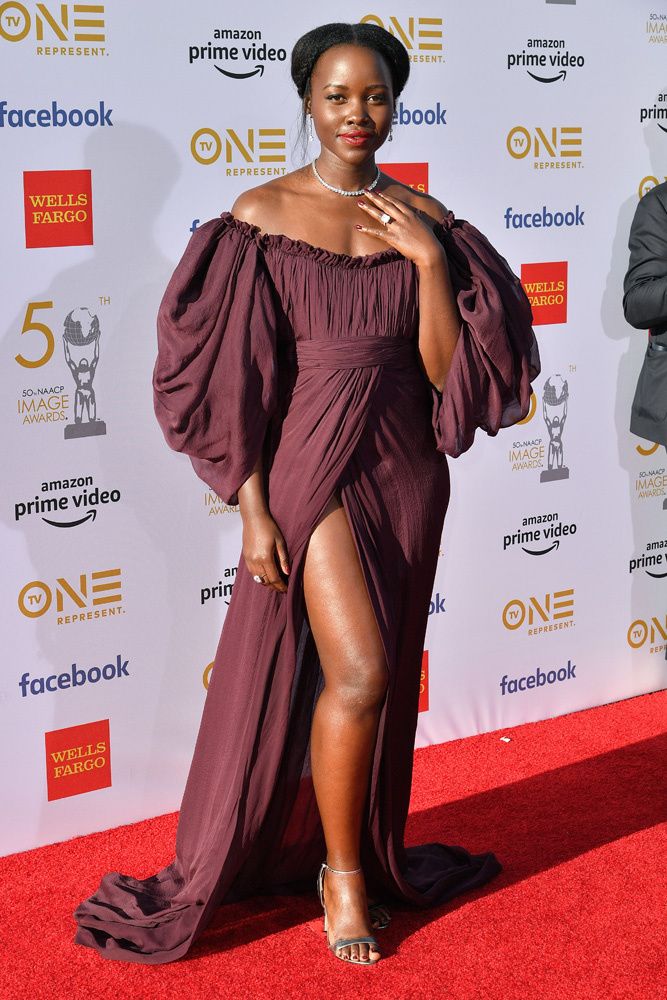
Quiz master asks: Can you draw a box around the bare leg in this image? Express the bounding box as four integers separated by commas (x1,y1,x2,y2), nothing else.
303,491,388,963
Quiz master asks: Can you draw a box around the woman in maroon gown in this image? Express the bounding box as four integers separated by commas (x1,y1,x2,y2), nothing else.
74,22,539,966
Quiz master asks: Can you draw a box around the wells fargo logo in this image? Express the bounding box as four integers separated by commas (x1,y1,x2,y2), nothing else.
45,719,110,801
18,566,122,625
191,127,286,170
627,614,667,654
0,2,106,55
502,588,575,636
381,161,428,193
418,650,429,712
520,262,567,325
23,169,93,248
360,14,443,61
506,126,583,169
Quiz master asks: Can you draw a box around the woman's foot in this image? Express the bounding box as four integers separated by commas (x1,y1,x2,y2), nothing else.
322,865,382,964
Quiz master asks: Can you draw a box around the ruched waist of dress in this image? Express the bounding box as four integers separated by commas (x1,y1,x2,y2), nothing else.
295,335,417,371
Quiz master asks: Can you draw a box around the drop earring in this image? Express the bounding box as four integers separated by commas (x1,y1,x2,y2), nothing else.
388,122,394,142
308,113,314,142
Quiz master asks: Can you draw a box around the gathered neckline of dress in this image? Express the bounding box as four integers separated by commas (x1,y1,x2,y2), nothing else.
219,209,456,269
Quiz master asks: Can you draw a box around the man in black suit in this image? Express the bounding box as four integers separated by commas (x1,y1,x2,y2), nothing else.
623,179,667,454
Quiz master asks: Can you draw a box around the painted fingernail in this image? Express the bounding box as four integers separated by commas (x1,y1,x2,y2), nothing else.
355,224,362,229
357,199,365,206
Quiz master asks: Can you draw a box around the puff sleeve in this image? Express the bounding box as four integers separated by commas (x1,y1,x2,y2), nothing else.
152,216,279,506
429,213,541,457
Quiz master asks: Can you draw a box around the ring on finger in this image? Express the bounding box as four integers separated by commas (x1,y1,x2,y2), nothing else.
252,573,266,584
379,211,393,225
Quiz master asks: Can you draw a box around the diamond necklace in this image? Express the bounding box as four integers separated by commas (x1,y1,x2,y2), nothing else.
311,158,380,197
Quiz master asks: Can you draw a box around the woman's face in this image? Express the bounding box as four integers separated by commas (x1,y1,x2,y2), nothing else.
307,43,394,161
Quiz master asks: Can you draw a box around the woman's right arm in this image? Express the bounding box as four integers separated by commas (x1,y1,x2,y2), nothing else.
238,455,290,593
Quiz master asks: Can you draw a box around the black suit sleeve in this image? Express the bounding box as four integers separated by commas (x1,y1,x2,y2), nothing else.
623,186,667,331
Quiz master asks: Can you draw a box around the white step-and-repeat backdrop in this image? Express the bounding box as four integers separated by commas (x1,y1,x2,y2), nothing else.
2,1,665,855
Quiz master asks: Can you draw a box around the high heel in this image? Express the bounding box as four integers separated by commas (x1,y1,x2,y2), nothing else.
316,862,382,966
368,900,392,930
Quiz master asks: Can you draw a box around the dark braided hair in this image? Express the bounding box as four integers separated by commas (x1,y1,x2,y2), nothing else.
290,22,410,161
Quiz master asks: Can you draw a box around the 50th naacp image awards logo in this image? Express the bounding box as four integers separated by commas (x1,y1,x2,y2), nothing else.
63,307,106,438
15,297,109,435
631,439,667,509
508,372,573,483
541,375,569,483
646,12,667,43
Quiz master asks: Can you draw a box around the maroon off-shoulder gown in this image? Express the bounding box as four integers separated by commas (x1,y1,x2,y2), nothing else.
73,210,539,964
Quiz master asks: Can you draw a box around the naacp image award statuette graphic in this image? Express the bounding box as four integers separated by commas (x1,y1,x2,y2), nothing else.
62,307,107,439
540,375,569,483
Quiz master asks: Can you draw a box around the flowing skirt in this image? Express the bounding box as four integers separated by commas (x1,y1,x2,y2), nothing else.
73,335,502,964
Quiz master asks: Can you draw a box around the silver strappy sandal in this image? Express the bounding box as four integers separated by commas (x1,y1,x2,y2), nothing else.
368,899,392,930
317,862,382,966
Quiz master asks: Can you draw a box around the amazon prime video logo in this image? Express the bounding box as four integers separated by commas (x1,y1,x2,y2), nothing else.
188,27,287,78
629,538,667,579
504,511,577,557
506,37,584,82
14,474,121,529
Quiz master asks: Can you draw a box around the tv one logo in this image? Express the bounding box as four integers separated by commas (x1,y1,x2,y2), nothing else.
360,14,443,55
190,128,287,168
18,566,122,625
502,589,575,635
639,175,667,198
0,2,105,47
507,126,583,168
191,127,286,167
627,615,667,654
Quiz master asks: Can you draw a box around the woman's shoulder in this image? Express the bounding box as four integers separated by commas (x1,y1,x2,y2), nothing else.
230,174,308,235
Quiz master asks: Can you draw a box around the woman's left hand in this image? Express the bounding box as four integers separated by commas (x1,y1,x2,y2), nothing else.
356,188,446,268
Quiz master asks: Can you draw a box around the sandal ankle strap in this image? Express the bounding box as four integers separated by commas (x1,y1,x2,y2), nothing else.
323,862,362,875
316,861,363,909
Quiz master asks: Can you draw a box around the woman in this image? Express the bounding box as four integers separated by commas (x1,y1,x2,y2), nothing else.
74,22,539,967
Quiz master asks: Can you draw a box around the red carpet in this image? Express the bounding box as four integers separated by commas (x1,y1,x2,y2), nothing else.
2,691,665,1000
